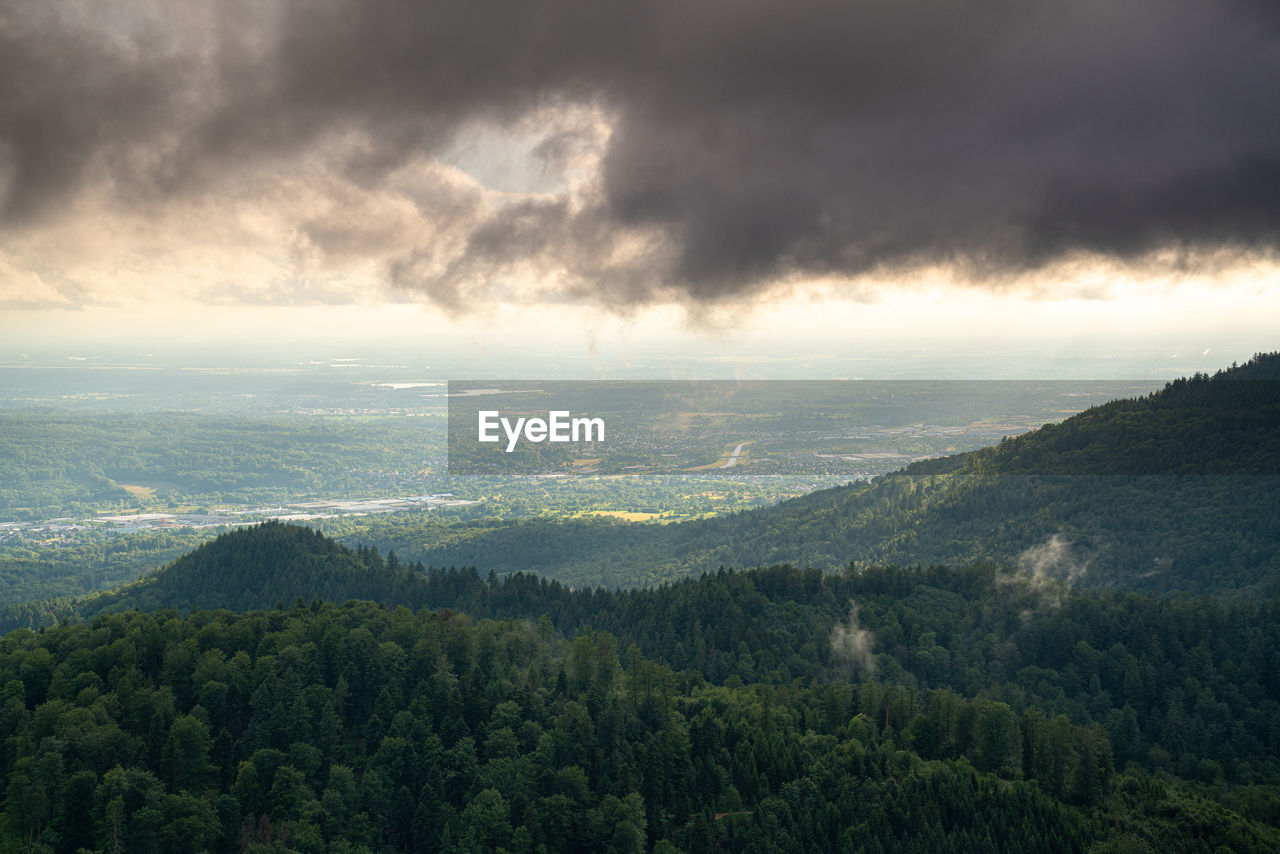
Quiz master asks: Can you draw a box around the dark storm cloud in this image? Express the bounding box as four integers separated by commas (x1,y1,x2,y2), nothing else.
0,4,188,223
2,0,1278,305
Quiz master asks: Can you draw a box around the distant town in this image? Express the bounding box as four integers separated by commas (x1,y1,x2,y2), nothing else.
0,494,477,546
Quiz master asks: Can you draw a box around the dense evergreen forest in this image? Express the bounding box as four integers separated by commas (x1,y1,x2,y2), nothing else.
2,522,1279,851
2,354,1278,851
58,524,1280,784
3,592,1279,853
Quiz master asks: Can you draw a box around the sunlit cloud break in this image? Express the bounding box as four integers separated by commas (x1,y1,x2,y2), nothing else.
2,0,1278,312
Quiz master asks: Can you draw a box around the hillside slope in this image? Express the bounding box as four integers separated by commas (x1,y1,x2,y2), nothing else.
377,353,1280,593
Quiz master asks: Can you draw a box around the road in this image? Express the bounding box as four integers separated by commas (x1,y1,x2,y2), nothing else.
719,442,749,468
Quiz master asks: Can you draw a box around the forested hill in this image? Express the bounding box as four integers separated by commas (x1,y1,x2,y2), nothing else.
67,523,1280,796
369,353,1280,593
6,529,1280,850
77,521,430,617
906,352,1280,477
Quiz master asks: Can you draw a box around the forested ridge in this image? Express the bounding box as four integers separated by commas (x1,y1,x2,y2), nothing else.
907,354,1280,478
367,353,1280,592
3,522,1280,850
3,593,1279,853
55,524,1280,784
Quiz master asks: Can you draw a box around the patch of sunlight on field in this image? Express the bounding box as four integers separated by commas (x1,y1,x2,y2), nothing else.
582,510,664,522
119,484,156,499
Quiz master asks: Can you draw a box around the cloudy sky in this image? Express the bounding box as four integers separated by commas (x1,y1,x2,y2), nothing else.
1,0,1277,357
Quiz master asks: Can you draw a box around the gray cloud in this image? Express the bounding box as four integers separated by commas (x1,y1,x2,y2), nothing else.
2,0,1278,308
